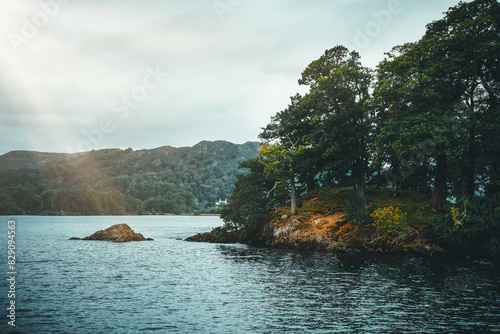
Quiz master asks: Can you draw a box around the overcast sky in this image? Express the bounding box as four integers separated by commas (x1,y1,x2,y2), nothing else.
0,0,465,154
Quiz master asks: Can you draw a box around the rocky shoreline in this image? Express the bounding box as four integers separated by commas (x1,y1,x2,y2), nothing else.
186,212,443,256
186,188,444,257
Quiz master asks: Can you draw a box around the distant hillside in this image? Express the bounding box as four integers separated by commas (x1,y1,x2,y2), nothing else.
0,151,72,171
0,141,261,215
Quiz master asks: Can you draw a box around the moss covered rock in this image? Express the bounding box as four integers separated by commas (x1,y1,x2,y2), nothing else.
70,224,153,242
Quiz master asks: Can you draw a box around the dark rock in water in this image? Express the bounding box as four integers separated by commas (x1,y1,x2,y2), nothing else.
68,237,81,240
69,224,153,242
185,232,215,243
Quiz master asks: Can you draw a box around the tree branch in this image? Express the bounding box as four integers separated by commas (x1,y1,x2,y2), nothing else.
267,181,281,197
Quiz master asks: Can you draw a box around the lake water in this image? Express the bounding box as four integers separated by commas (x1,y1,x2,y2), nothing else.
1,215,499,334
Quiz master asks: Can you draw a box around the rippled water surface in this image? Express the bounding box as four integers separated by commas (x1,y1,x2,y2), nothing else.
1,216,500,333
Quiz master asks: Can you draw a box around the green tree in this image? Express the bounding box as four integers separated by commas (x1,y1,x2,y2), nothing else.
423,0,500,196
152,159,162,169
261,46,373,193
219,158,273,242
299,46,373,191
258,144,299,215
0,189,20,214
374,0,500,211
374,40,460,212
260,93,320,192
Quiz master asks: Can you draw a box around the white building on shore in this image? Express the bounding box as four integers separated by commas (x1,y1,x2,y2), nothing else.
215,198,228,206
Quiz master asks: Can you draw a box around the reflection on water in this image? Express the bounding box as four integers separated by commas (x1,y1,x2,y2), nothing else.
0,216,499,333
217,245,500,333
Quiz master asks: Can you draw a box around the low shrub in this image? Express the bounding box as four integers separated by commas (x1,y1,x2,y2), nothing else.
371,206,409,234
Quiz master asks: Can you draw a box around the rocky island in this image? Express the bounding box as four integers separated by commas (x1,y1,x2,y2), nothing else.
186,187,444,256
70,223,153,242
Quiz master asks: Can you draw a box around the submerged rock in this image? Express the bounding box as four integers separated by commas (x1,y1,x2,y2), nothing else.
70,224,153,242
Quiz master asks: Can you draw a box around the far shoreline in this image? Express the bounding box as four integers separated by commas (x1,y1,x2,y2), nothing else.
1,213,221,217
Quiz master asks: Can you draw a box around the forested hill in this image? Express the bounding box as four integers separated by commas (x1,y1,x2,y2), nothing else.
0,140,261,215
0,151,71,171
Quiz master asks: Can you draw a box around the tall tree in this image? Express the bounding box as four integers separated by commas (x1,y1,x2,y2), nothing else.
261,46,373,195
260,93,321,192
299,46,373,191
423,0,500,196
258,143,300,215
374,39,461,211
219,157,274,241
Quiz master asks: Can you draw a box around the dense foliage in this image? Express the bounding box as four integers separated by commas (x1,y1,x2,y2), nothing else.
220,0,500,258
433,197,500,259
216,158,275,244
0,141,260,215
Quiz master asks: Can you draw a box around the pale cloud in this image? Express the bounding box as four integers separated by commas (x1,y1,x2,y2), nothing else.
0,0,464,154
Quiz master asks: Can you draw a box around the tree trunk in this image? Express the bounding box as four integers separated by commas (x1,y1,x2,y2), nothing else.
465,91,477,197
305,174,315,192
358,158,365,194
377,167,382,187
419,161,429,194
489,161,500,195
466,141,477,197
339,173,344,187
429,154,447,212
290,176,296,215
